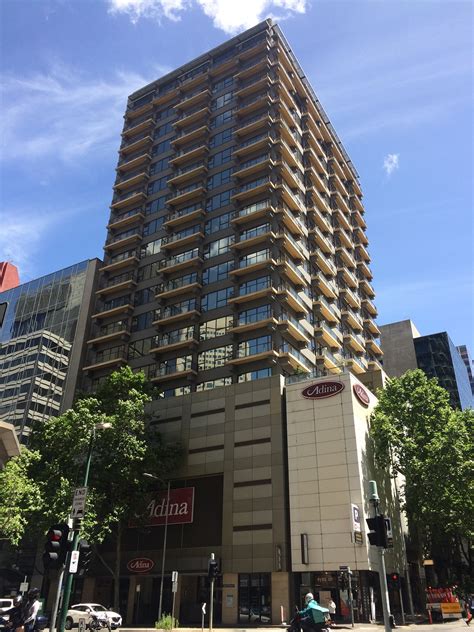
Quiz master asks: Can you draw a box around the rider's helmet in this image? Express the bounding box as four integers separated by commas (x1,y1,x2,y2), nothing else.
304,593,314,604
28,588,40,600
13,596,22,607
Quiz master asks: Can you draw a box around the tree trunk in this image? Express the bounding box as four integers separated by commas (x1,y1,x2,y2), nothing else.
113,523,122,610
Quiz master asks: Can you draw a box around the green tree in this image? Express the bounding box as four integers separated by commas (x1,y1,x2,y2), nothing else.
0,366,181,607
370,369,474,587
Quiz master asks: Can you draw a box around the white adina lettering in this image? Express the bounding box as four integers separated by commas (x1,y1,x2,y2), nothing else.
147,498,189,518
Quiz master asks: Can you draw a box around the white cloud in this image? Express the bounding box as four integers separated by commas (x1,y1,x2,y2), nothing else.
383,153,399,176
0,62,170,166
107,0,308,33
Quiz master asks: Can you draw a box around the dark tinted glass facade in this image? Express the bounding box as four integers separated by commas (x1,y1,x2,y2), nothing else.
0,260,98,440
414,332,473,410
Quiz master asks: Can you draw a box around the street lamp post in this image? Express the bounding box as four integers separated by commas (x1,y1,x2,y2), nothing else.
57,422,111,632
143,473,171,621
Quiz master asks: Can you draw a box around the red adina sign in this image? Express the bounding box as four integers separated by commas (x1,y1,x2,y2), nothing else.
301,381,345,399
127,558,154,573
144,487,195,527
353,383,370,406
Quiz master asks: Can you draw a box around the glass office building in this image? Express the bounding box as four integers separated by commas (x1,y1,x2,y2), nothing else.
0,259,99,441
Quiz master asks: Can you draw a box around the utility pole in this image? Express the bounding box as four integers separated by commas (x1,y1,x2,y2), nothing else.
208,553,218,632
367,481,392,632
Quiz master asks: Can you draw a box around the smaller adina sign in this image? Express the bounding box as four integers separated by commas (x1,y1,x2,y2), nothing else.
127,557,154,573
302,381,345,399
353,383,370,406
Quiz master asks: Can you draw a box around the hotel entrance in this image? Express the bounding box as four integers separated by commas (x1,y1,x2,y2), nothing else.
238,573,272,624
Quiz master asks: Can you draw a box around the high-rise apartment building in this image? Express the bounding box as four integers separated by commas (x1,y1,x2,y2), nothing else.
83,20,382,394
0,260,100,441
456,344,474,397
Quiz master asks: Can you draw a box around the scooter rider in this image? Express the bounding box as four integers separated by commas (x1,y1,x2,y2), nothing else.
299,593,330,632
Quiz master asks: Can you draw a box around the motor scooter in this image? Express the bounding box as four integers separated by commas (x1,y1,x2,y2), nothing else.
287,607,330,632
0,615,48,632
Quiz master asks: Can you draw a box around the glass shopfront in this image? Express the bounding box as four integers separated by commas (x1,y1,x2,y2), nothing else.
238,573,271,624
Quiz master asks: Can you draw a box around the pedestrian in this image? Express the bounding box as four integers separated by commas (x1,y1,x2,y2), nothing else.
466,594,474,626
5,596,24,632
22,589,41,632
299,592,330,632
327,599,336,626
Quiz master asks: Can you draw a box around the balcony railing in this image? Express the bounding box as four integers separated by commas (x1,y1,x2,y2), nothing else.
159,248,200,269
155,301,198,320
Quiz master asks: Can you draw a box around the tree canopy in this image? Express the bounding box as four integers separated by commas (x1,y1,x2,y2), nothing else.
370,369,474,587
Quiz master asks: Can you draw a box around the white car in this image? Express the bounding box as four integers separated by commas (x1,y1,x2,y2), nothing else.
65,604,122,630
0,599,14,622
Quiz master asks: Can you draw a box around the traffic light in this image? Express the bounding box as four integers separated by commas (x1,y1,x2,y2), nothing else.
43,523,70,569
388,573,400,589
366,514,388,548
338,572,347,590
208,559,219,581
78,540,93,574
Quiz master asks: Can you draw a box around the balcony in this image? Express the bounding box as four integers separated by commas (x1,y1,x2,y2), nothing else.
231,177,276,202
310,207,332,234
167,161,207,187
311,226,334,254
342,309,363,332
366,338,383,356
227,349,278,366
95,272,137,297
179,67,208,92
228,286,276,306
364,318,380,335
231,200,273,225
313,252,337,277
359,278,375,297
277,316,311,344
120,134,153,156
232,228,275,251
156,277,201,300
236,92,272,118
152,87,178,107
151,366,197,383
114,170,148,193
230,316,277,335
354,225,368,245
167,182,205,206
175,88,210,111
309,188,331,216
312,271,338,299
335,208,352,232
122,117,154,139
315,321,342,349
280,162,305,192
232,154,273,179
99,254,139,274
230,254,277,277
336,246,357,269
340,286,361,309
235,112,274,138
332,190,351,216
278,137,304,170
276,284,308,316
110,190,146,211
278,232,308,261
338,267,359,289
159,251,203,274
164,205,205,228
126,99,153,120
277,207,308,237
174,105,210,130
92,301,133,321
87,321,130,345
278,347,313,374
314,295,340,323
357,259,373,280
356,242,370,262
150,331,198,354
277,256,307,286
161,227,204,251
153,304,200,327
172,123,208,147
235,74,273,99
362,297,377,316
304,144,327,175
352,209,367,229
104,230,142,252
169,141,208,165
367,356,383,371
345,355,367,375
107,209,144,231
343,331,365,354
233,132,273,158
335,225,353,249
235,56,273,81
316,347,343,374
279,180,306,213
82,348,127,372
117,152,151,174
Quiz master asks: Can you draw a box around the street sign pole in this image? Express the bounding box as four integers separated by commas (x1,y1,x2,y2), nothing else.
201,603,206,632
171,571,178,632
209,553,215,632
348,571,354,628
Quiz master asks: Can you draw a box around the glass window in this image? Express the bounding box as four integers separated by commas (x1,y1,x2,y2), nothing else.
211,91,233,110
198,345,233,370
201,287,234,311
199,316,233,340
161,385,191,398
206,190,231,212
140,238,162,257
209,127,234,148
238,335,271,357
137,261,160,282
131,310,154,332
205,212,231,234
155,121,173,138
238,249,270,268
134,287,155,307
157,354,193,376
128,337,153,360
202,261,233,284
238,305,271,325
211,108,233,128
239,223,270,241
156,105,175,121
203,235,234,259
238,276,271,296
153,138,172,156
212,76,234,93
150,157,170,175
196,376,233,391
147,176,168,195
156,298,197,320
207,168,232,190
238,573,271,624
208,147,233,169
145,195,167,215
143,216,165,236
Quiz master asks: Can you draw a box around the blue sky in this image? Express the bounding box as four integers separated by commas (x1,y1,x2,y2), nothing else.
0,0,473,350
